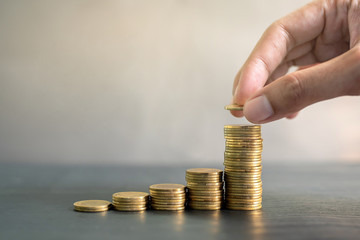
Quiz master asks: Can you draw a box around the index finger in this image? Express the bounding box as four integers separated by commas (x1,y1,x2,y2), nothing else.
232,0,325,105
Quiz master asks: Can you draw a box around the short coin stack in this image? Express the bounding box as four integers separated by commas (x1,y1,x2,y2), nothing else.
73,200,111,212
149,183,186,211
224,124,263,210
186,168,224,210
112,192,149,211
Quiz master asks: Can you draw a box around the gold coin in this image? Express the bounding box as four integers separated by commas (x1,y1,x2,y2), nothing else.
186,168,223,176
226,197,262,202
224,161,262,167
225,180,262,185
224,104,243,111
225,170,262,176
224,157,262,161
150,192,186,197
185,177,223,183
149,183,185,192
151,202,185,206
112,200,148,205
189,197,223,202
74,206,110,212
225,147,263,152
225,201,262,206
225,137,262,141
188,198,223,203
187,181,223,186
112,191,149,200
225,204,262,210
225,151,262,157
224,134,261,139
224,161,262,166
226,180,262,186
186,185,223,191
73,200,111,212
188,190,223,194
188,192,224,199
225,173,261,178
151,204,185,211
224,124,261,129
113,206,147,211
188,189,223,194
188,201,222,207
225,165,262,171
225,148,263,153
112,204,147,209
225,173,262,179
224,163,262,168
225,186,262,191
226,141,263,145
151,199,186,204
188,203,222,210
224,131,261,135
224,128,260,132
225,192,262,198
224,156,262,160
226,189,262,194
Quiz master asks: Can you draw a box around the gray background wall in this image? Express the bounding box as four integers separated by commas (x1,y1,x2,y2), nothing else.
0,0,359,165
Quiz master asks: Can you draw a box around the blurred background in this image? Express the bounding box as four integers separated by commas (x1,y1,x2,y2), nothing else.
0,0,359,166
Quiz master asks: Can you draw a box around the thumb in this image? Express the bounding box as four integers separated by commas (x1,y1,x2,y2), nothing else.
243,47,360,124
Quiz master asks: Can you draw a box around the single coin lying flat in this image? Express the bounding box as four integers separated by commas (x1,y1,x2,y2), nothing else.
224,104,244,111
73,200,111,212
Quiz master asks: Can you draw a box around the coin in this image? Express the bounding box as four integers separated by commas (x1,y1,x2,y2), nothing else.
224,104,244,111
149,183,186,211
112,191,149,200
73,200,111,212
223,124,263,211
151,204,185,211
224,124,261,130
186,167,224,210
113,206,147,212
150,183,186,192
225,204,262,210
186,168,223,176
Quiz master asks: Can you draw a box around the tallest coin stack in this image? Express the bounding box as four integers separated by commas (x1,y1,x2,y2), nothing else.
223,125,263,210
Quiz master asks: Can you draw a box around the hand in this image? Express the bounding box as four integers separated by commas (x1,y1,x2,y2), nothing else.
231,0,360,123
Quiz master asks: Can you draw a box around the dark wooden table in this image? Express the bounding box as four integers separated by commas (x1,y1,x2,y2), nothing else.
1,162,360,240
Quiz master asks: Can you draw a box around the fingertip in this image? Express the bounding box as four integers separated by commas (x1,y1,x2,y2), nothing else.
230,110,244,118
286,112,299,119
243,95,274,124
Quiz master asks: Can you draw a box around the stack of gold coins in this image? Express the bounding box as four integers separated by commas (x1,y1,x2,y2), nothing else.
73,200,111,212
149,183,186,211
112,192,149,211
224,124,263,210
186,168,223,210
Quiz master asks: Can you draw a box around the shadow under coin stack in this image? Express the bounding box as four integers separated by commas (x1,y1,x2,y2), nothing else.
112,192,149,211
224,124,263,210
186,168,223,210
149,183,186,211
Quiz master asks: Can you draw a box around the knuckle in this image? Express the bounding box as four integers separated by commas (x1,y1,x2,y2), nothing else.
282,74,305,107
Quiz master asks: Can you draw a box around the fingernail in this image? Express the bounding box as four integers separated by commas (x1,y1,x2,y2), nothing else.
244,95,274,123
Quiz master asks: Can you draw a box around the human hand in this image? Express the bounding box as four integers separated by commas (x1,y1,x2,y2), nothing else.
231,0,360,123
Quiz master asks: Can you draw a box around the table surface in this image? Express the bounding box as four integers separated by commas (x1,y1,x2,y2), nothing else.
1,162,360,240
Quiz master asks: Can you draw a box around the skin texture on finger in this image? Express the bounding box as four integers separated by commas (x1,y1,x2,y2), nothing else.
232,0,325,107
349,0,360,47
243,46,360,123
